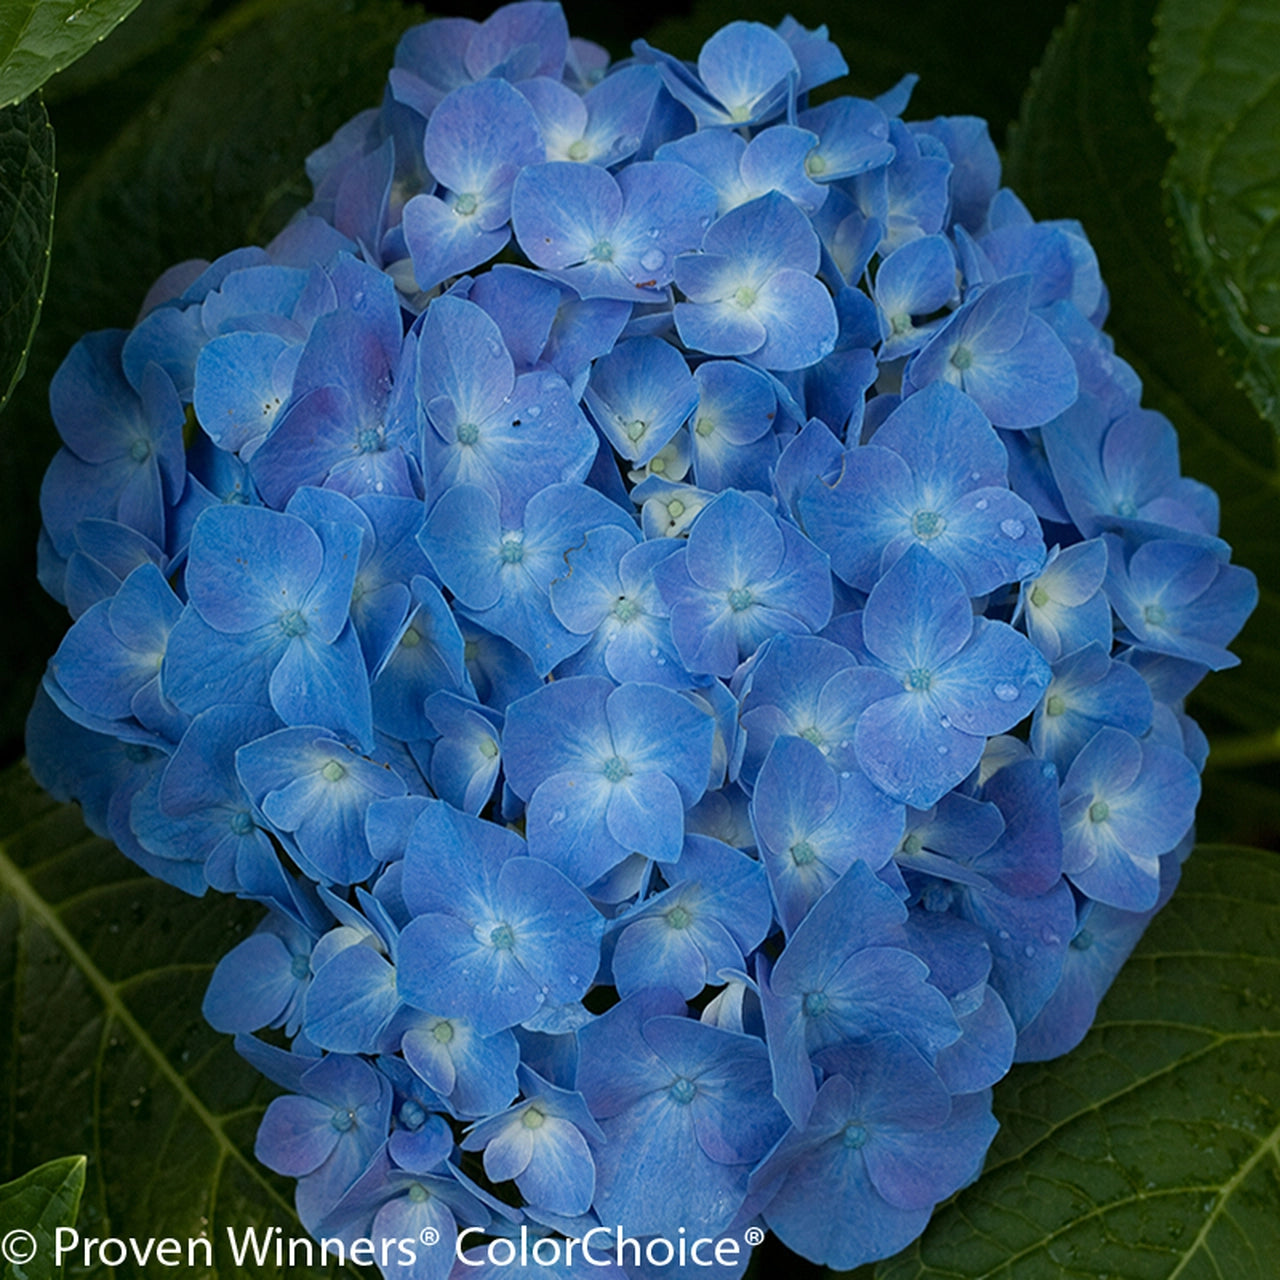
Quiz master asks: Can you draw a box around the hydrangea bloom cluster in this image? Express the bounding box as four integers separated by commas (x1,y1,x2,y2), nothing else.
29,3,1257,1272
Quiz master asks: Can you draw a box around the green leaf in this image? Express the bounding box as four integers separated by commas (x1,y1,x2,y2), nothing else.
0,0,407,761
0,0,145,109
0,91,54,416
0,1155,85,1280
0,763,370,1278
646,0,1069,143
1002,0,1280,844
877,845,1280,1279
1153,0,1280,434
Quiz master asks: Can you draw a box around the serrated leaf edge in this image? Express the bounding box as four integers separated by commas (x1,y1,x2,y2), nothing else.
0,1,147,110
0,91,56,415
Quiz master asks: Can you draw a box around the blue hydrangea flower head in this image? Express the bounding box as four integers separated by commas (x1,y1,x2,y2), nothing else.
27,2,1260,1270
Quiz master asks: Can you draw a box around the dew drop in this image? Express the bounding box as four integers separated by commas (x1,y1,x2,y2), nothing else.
527,404,542,418
936,745,948,755
939,714,952,729
1000,518,1025,539
351,290,366,310
970,471,981,481
1023,944,1035,958
974,498,989,511
647,226,661,238
993,682,1019,701
640,248,665,272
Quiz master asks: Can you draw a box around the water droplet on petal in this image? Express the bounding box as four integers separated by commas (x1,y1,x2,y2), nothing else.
1000,518,1025,539
936,745,948,755
939,715,952,729
1023,944,1036,958
648,226,661,238
993,683,1019,701
974,498,989,510
527,404,542,418
970,471,981,481
640,248,664,272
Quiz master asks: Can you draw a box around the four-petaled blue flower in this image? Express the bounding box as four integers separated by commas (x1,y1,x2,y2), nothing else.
503,675,715,885
653,489,833,677
852,546,1051,807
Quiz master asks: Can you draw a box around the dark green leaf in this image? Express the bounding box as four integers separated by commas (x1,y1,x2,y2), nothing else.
0,92,54,416
0,0,145,109
877,845,1280,1278
1002,0,1280,842
0,0,407,763
0,1155,85,1280
0,763,372,1278
1153,0,1280,433
645,0,1069,144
